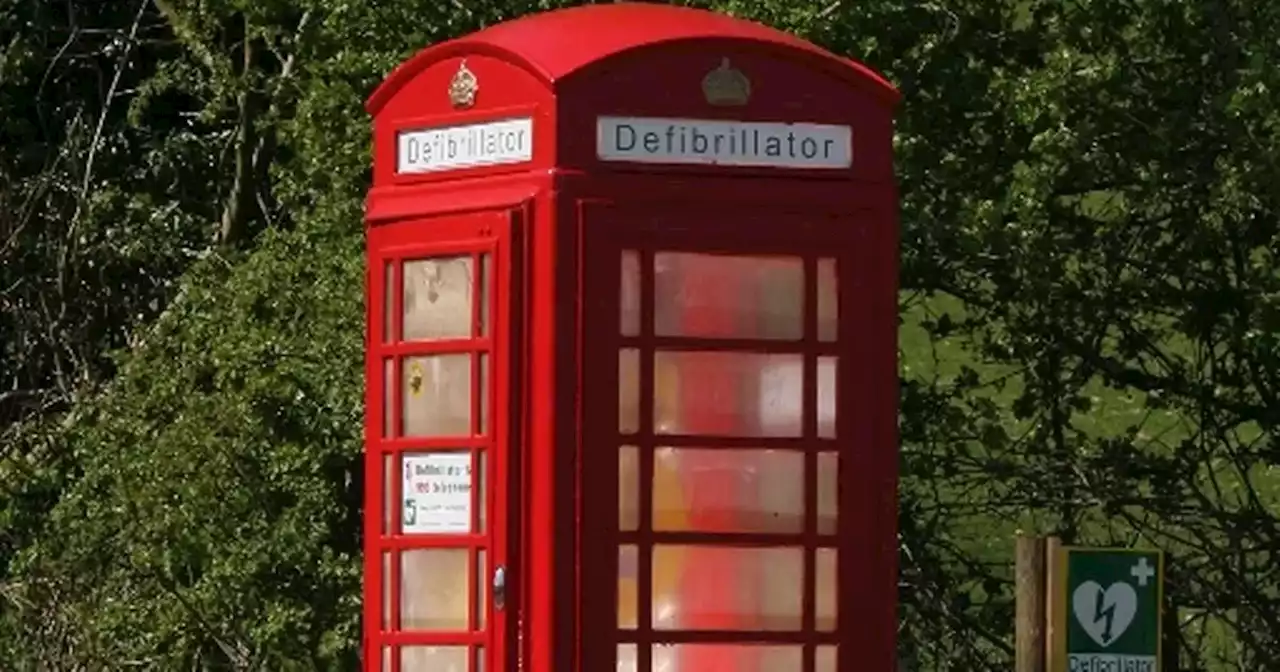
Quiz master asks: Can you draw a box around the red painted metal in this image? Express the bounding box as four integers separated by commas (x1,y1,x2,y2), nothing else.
364,4,899,672
364,3,898,115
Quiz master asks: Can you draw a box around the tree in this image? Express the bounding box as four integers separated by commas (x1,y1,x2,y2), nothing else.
2,0,1278,669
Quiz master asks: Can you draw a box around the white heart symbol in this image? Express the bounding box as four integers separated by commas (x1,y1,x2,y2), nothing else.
1072,581,1138,647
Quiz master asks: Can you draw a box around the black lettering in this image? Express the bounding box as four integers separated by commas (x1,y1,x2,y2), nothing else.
786,132,797,157
643,132,660,152
801,137,819,158
407,138,420,164
823,138,835,158
615,124,637,151
765,136,782,157
713,134,725,154
691,127,708,153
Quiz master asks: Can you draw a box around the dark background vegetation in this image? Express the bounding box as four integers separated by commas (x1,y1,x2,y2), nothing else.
1,0,1277,669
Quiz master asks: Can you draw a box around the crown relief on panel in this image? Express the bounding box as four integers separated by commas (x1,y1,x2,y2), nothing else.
701,57,751,107
449,59,479,109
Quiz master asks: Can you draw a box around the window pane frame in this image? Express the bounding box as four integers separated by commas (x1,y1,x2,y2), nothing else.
610,246,848,672
373,233,505,672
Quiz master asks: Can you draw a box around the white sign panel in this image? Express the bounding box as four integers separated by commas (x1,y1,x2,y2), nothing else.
597,116,852,169
397,117,533,174
402,452,472,534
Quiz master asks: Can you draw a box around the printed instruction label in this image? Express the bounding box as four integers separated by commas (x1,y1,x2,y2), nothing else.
402,452,473,534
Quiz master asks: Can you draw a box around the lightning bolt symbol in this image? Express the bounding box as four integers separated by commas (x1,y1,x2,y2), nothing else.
1093,588,1117,643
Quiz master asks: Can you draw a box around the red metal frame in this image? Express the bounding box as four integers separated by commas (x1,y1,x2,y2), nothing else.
365,210,521,671
580,203,872,672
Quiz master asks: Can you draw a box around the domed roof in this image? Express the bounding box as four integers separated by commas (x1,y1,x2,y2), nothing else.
367,2,898,115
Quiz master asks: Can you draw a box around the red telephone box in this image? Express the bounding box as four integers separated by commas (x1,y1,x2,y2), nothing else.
362,4,900,672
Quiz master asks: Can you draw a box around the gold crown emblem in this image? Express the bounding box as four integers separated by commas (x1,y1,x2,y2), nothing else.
701,58,751,106
448,60,478,109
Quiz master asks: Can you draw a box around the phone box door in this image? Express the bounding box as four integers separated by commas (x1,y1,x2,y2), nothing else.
366,208,523,672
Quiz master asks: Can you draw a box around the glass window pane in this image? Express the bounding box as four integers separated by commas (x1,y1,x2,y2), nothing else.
382,453,392,534
621,251,640,337
402,354,472,436
652,545,802,630
618,544,638,629
381,552,391,628
477,450,487,533
619,349,639,434
479,253,491,337
653,448,802,533
817,645,837,672
818,452,838,535
654,253,803,340
653,644,801,671
619,446,639,532
819,356,836,438
818,258,837,342
618,644,638,672
403,256,474,341
383,262,394,343
476,549,487,630
401,548,470,630
401,645,467,672
478,353,489,435
382,646,392,672
383,358,394,437
654,351,802,437
475,647,486,672
817,548,837,632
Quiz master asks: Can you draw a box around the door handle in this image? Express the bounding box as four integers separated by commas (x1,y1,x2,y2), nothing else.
493,565,507,611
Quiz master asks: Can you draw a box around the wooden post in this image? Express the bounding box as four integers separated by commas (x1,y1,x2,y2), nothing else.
1016,534,1046,672
1043,537,1062,672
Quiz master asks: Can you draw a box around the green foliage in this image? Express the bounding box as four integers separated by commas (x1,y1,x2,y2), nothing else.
1,0,1278,669
4,218,366,668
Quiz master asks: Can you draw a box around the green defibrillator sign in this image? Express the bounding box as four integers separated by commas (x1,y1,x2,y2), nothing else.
1055,546,1164,672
